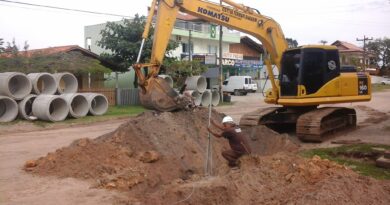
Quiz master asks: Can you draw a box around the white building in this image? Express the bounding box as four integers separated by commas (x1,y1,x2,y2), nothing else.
84,14,240,59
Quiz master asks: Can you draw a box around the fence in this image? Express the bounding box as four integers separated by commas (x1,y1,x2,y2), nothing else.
79,88,116,106
116,88,140,106
79,88,141,106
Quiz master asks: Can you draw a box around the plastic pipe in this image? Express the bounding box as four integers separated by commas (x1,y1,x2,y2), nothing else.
0,72,32,100
80,93,108,116
0,96,18,122
32,95,69,122
211,90,220,106
185,76,207,93
54,72,78,94
201,90,211,107
158,75,174,88
27,73,57,95
184,90,202,106
18,94,37,120
60,93,89,118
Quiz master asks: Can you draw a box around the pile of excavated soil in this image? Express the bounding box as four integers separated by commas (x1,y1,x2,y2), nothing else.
26,109,229,191
24,108,390,204
143,153,390,205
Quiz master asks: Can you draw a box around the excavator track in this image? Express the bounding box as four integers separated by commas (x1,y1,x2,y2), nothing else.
239,106,356,143
296,107,356,142
239,107,281,127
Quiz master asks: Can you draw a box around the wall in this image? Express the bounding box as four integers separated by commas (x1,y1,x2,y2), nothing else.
229,43,261,59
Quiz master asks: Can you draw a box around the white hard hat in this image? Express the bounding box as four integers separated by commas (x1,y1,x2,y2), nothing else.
222,116,234,124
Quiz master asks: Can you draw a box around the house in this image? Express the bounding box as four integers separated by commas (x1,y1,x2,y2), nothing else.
228,36,264,78
331,40,375,70
0,45,116,89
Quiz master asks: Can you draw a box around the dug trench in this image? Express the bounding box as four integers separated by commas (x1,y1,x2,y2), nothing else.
23,108,390,204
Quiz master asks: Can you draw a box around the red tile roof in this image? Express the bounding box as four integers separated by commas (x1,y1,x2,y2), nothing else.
0,45,99,58
331,40,363,52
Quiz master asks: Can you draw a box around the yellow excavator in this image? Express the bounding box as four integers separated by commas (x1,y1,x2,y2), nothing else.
133,0,371,142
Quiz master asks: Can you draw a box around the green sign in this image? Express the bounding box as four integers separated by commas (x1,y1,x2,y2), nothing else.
210,25,216,38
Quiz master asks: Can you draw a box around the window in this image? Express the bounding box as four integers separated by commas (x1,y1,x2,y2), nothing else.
223,80,228,85
279,49,301,96
182,43,193,53
208,45,218,54
301,49,325,94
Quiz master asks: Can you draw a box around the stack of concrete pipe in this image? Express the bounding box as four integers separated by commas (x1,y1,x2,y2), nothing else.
184,76,220,107
0,72,109,123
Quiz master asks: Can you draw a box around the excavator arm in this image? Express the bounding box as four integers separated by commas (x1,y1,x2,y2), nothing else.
134,0,289,111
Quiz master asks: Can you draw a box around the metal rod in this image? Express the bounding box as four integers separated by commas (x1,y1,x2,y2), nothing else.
136,38,146,63
205,92,213,176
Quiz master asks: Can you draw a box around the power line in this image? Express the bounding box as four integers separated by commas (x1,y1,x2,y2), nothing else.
0,0,131,18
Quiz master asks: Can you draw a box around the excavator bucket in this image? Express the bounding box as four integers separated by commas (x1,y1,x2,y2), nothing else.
139,76,192,112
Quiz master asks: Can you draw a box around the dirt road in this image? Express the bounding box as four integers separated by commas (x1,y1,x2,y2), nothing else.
0,120,127,205
0,90,389,204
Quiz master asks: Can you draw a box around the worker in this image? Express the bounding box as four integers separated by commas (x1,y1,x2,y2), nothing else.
207,116,251,167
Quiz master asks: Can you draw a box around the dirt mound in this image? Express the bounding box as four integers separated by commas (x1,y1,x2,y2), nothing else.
144,153,390,205
355,105,388,125
26,109,230,190
243,125,300,155
24,108,390,204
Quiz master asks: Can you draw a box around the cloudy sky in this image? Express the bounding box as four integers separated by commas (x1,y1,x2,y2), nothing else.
1,0,389,49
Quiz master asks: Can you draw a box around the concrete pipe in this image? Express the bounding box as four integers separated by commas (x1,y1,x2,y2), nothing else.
0,96,18,122
185,76,207,93
18,94,37,120
200,90,211,107
32,95,69,122
61,93,89,118
0,72,32,100
80,93,108,116
158,75,173,88
211,90,220,106
28,73,57,95
184,90,202,106
54,72,78,94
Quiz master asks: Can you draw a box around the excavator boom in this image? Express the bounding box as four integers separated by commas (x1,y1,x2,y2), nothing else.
134,0,288,111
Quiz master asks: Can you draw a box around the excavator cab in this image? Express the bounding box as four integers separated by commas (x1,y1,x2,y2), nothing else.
280,46,341,97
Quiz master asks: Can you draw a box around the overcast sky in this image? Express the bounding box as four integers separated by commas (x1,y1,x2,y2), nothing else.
1,0,389,50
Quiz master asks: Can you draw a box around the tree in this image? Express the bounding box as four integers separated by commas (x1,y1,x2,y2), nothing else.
98,14,178,88
6,38,19,55
98,14,178,72
319,40,328,45
286,38,298,48
367,37,390,70
0,38,5,53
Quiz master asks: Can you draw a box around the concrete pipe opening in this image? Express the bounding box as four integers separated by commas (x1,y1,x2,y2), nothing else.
18,94,37,120
211,90,220,106
28,73,57,95
81,93,108,116
185,76,207,93
158,75,173,88
32,95,69,122
200,90,211,107
54,72,78,94
61,94,89,118
0,72,32,100
0,96,18,122
184,90,202,106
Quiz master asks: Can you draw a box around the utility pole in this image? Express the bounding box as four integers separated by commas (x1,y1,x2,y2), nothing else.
356,35,373,70
219,0,223,102
188,22,193,71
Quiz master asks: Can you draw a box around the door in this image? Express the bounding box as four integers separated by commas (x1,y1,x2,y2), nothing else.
280,49,301,96
299,48,326,95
